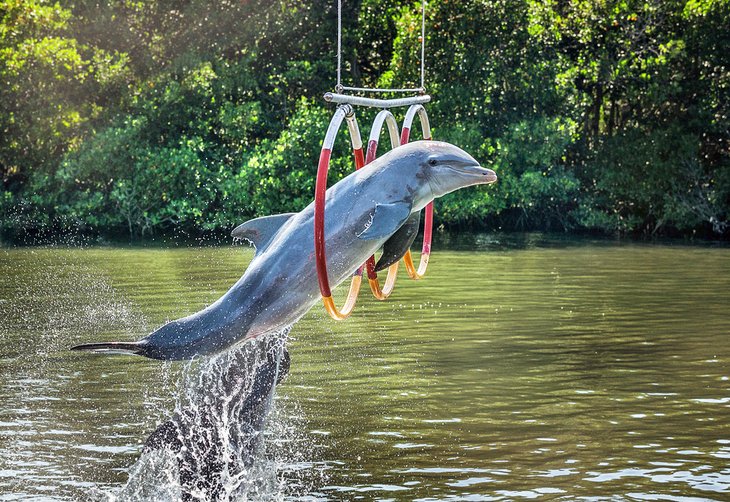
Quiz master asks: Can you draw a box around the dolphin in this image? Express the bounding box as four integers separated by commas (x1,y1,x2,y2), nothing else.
71,140,497,360
374,210,420,272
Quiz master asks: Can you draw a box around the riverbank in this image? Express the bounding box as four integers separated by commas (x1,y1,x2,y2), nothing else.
2,229,728,251
2,1,728,245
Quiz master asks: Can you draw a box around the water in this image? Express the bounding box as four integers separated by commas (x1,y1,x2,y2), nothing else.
0,238,729,500
115,331,290,501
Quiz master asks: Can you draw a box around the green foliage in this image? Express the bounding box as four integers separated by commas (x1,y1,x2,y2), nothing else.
1,0,728,240
493,117,581,231
232,99,348,218
54,127,225,236
0,0,131,189
39,94,336,237
576,126,728,235
436,116,580,231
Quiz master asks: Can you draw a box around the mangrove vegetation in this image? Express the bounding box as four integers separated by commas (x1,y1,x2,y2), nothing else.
1,0,728,241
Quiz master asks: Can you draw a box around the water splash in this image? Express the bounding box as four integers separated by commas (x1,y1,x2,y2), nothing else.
107,329,291,501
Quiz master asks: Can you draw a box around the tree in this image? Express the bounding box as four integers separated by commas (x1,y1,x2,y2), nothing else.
0,0,130,189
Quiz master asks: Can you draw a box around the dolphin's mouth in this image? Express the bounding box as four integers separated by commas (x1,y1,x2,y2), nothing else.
427,161,498,198
450,162,498,184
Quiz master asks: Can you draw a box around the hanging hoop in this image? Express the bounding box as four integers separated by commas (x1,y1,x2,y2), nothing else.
315,105,365,320
399,104,433,280
363,110,401,300
316,0,437,320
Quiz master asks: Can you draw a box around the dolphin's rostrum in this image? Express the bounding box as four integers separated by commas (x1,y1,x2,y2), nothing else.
71,141,497,360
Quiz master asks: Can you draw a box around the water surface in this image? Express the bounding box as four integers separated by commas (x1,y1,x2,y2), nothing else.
0,239,728,500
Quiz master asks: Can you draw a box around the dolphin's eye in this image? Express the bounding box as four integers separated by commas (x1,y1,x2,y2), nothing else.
428,158,438,166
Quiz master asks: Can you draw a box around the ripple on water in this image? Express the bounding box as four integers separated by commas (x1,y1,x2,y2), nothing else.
1,244,730,500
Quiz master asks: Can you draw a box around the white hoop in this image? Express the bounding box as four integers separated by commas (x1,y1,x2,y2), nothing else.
368,110,400,151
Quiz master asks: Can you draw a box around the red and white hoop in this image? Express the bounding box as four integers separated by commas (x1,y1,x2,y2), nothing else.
400,104,433,280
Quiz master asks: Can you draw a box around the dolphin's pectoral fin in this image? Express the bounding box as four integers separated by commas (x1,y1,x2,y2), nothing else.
232,213,296,256
356,201,413,240
374,210,421,271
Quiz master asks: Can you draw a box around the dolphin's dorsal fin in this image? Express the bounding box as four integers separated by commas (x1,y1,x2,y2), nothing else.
232,213,296,256
374,210,421,272
357,201,412,240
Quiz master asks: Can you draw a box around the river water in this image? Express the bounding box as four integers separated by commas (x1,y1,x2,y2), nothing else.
0,237,728,500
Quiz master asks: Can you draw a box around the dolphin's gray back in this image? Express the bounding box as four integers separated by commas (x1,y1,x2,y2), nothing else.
140,149,422,359
71,141,496,361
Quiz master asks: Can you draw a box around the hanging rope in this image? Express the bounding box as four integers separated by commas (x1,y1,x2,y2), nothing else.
316,1,434,321
336,0,342,92
420,0,426,90
335,0,427,94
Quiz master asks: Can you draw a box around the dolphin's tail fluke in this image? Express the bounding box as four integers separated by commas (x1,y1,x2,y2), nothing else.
70,341,146,356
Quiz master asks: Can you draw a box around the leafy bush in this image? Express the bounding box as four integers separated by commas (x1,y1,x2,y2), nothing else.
576,126,728,235
1,0,728,240
435,116,580,231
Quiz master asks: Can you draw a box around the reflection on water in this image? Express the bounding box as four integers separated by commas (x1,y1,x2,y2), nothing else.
0,238,729,500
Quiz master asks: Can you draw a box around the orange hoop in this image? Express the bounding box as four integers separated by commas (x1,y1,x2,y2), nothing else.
315,105,366,320
399,104,433,280
363,109,402,300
